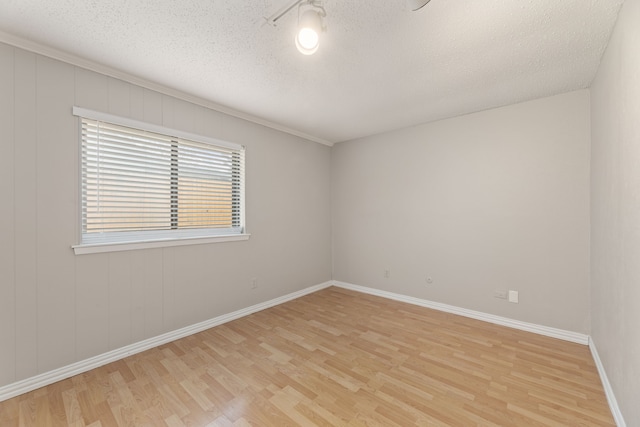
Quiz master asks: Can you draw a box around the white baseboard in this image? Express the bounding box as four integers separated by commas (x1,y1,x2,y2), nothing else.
589,338,627,427
332,281,589,345
0,281,333,403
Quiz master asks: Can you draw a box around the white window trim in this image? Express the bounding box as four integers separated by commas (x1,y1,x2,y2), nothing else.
72,106,249,255
72,107,243,151
72,233,251,255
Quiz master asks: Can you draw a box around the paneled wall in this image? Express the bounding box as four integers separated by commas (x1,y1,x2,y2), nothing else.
0,43,332,387
331,90,591,334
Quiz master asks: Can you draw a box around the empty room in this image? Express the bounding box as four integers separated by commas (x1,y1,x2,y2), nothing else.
0,0,638,425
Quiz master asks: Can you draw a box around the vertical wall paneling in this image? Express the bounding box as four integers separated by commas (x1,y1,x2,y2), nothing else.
126,249,164,342
173,246,202,328
129,251,148,342
75,255,109,360
162,248,175,333
0,43,16,385
75,68,109,111
74,68,110,361
142,89,163,126
193,247,211,323
160,94,174,129
107,77,130,117
129,85,144,122
35,56,77,372
0,43,332,390
170,98,196,132
107,252,132,350
194,104,223,139
144,249,164,338
13,49,38,381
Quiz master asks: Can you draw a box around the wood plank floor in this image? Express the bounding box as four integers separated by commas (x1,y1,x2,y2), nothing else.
0,287,614,426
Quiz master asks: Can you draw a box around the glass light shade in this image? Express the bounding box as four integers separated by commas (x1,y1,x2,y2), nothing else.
295,9,321,55
408,0,431,11
297,27,319,50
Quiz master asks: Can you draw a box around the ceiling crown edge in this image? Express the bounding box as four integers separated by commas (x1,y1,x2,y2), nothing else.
0,30,334,147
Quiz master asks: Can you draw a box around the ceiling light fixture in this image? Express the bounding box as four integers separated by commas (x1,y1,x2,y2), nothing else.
408,0,432,11
266,0,326,55
295,7,322,55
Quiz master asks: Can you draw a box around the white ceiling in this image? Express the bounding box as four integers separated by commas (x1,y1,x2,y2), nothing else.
0,0,623,144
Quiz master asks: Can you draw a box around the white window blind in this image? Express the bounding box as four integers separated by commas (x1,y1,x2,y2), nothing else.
74,107,245,247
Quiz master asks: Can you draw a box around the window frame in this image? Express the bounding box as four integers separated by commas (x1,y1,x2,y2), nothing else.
71,107,249,255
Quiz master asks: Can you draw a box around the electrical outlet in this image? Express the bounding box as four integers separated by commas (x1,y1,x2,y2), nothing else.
251,278,258,289
384,269,390,278
426,276,433,284
494,289,508,299
508,290,519,303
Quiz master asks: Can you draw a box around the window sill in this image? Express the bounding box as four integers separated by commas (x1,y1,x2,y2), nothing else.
72,233,251,255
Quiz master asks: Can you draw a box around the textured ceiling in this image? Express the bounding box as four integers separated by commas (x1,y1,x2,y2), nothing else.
0,0,623,144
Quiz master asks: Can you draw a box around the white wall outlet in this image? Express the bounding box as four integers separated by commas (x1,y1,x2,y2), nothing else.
251,278,258,289
384,269,390,278
508,290,519,303
426,276,433,284
494,289,508,299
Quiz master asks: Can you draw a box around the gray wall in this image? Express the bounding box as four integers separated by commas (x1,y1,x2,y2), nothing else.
332,90,591,333
591,0,640,424
0,43,332,387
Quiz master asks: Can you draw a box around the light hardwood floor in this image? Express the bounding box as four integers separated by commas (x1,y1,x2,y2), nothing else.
0,287,614,426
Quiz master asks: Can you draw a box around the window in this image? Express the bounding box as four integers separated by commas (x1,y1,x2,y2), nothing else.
72,107,247,254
